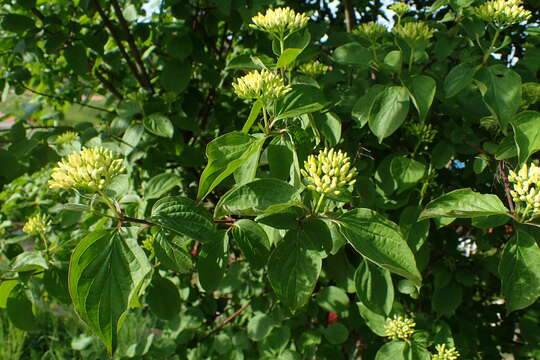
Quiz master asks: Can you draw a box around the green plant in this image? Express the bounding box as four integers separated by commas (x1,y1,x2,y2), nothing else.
0,0,539,359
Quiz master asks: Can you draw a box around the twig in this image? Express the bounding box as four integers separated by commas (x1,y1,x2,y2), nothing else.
30,7,46,22
499,161,515,213
21,84,114,113
201,302,250,341
343,0,355,32
463,140,494,159
95,68,124,100
91,0,148,92
110,0,154,93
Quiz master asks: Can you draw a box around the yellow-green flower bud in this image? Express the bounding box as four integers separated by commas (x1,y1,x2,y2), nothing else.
353,22,387,44
23,213,51,235
432,344,460,360
302,148,357,195
232,70,291,104
393,21,434,48
408,122,437,144
384,314,416,340
55,131,79,145
298,61,330,77
389,3,410,17
474,0,531,28
49,147,125,192
508,163,540,220
250,7,309,39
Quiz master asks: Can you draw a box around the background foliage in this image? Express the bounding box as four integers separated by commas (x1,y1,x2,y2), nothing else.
0,0,540,359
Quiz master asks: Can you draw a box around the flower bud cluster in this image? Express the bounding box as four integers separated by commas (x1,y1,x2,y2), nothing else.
432,344,460,360
393,22,434,47
408,123,437,144
49,147,125,192
353,22,387,43
389,3,410,17
384,315,416,340
300,148,357,195
250,7,309,39
55,131,79,145
508,163,540,217
298,61,329,77
23,213,51,235
474,0,531,28
232,70,291,104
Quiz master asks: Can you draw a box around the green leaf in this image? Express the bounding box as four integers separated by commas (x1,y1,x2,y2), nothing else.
151,196,215,242
499,229,540,313
316,286,350,313
146,276,181,319
144,173,182,200
242,99,263,133
333,43,372,67
64,44,90,74
418,188,508,220
432,141,454,169
314,112,342,147
274,84,326,120
276,48,303,68
268,230,322,313
197,132,266,200
247,313,277,341
384,50,402,72
214,178,301,218
160,60,191,93
143,113,174,138
404,342,431,360
154,232,193,273
444,63,476,98
476,65,521,128
11,251,48,272
68,230,152,354
355,259,394,316
375,341,407,360
323,323,349,345
230,219,271,269
0,280,17,308
432,281,463,317
510,111,540,165
7,285,38,331
267,135,294,180
390,156,426,194
197,232,228,292
338,209,421,285
352,85,385,128
368,86,410,143
2,14,34,33
402,75,436,121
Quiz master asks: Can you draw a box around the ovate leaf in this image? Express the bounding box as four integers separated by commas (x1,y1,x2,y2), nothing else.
11,251,48,272
7,285,37,331
143,113,174,138
268,230,322,313
355,259,395,316
375,341,407,360
64,44,90,74
154,232,193,273
444,63,476,98
274,84,326,120
338,209,421,285
231,219,271,269
197,132,266,200
197,232,228,292
333,43,371,67
214,178,301,218
476,65,521,128
276,48,303,68
368,86,410,143
146,276,181,319
418,188,508,220
510,111,540,165
402,75,436,121
144,173,181,200
499,229,540,313
68,230,152,354
151,196,215,242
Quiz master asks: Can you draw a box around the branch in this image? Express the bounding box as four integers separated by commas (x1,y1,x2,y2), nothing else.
110,0,154,93
95,67,124,100
20,84,114,113
463,140,495,159
201,302,250,341
343,0,355,32
91,0,148,92
30,7,46,22
499,161,515,213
